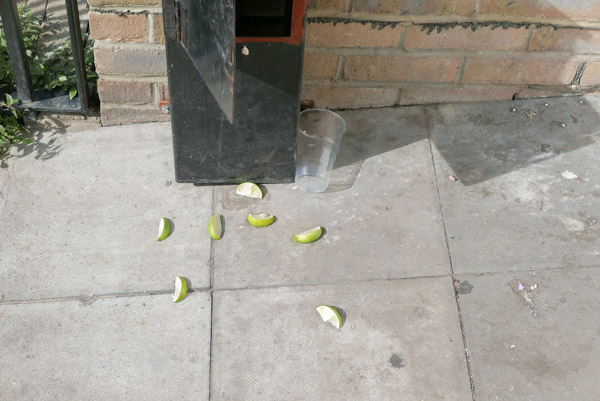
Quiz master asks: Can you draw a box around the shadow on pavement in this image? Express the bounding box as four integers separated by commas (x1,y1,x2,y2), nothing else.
427,96,599,186
329,95,599,189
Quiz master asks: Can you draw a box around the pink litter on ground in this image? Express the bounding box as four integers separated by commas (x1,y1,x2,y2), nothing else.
517,281,525,291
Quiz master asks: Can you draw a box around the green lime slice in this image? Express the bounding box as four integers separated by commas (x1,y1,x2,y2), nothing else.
208,214,223,240
173,276,188,303
293,226,322,243
316,305,342,328
247,213,275,227
156,217,171,241
235,182,263,199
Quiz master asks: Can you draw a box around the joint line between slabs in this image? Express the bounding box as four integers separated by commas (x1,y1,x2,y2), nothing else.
208,186,217,401
423,105,454,274
423,106,477,401
209,186,217,289
207,287,216,401
0,289,180,306
212,273,454,293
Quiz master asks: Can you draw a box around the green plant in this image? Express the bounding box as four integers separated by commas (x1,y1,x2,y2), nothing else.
0,94,32,154
30,36,98,100
0,5,98,98
0,6,97,155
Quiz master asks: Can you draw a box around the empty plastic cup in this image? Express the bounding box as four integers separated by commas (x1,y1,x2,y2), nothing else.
295,109,346,193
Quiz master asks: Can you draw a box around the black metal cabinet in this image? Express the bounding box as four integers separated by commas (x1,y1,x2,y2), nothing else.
163,0,307,184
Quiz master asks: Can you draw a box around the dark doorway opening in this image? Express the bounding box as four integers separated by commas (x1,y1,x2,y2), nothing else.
236,0,294,37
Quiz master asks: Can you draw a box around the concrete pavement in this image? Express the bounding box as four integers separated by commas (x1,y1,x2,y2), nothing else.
1,95,599,400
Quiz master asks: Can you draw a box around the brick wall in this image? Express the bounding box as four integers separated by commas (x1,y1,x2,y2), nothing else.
88,1,167,125
89,0,600,125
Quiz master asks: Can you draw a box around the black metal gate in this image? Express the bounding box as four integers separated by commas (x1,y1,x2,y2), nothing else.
0,0,88,113
164,0,307,184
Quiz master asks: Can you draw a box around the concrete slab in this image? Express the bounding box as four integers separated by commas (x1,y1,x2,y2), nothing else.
212,107,451,289
211,277,472,400
0,292,211,400
0,123,212,301
457,267,600,401
430,96,600,274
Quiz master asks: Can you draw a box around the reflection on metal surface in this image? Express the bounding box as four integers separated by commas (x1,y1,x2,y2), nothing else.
179,0,235,123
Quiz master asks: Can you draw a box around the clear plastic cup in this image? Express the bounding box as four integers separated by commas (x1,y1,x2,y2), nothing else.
295,109,347,193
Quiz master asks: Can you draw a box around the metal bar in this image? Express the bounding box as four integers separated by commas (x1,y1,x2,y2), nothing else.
64,0,88,111
20,90,87,113
0,0,34,102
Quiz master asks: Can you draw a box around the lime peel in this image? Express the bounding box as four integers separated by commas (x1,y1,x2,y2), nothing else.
157,217,171,241
208,214,223,240
173,276,188,303
316,305,342,328
235,182,263,199
293,226,323,243
247,213,275,227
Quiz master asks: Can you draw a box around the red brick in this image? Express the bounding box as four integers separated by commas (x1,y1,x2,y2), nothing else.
480,0,600,20
405,25,527,51
580,62,600,86
462,57,580,85
528,27,600,53
158,83,169,100
97,79,153,103
306,22,403,48
345,56,460,83
88,0,160,6
400,87,516,105
101,104,170,126
302,53,339,79
307,0,348,10
301,85,398,108
94,45,167,75
152,15,165,44
89,12,147,43
353,0,476,16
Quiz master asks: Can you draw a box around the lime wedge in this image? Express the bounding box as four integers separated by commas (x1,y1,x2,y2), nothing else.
316,305,342,328
247,213,275,227
156,217,171,241
293,226,322,243
235,182,263,199
208,214,223,240
173,276,188,303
